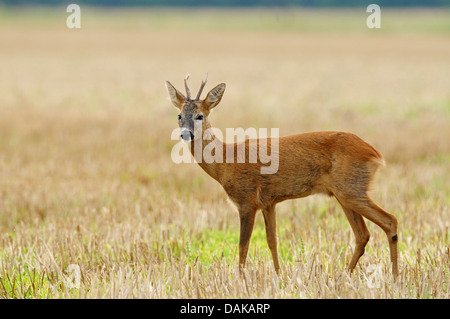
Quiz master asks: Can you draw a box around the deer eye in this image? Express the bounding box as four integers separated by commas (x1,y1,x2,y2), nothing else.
177,114,182,121
196,115,204,121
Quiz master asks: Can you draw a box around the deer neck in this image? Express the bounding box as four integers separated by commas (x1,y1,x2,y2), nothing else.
189,120,225,183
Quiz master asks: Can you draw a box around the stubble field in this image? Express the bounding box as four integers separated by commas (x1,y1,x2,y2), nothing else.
0,7,449,298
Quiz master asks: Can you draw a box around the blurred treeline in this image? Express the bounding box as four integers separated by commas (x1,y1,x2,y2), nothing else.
1,0,449,7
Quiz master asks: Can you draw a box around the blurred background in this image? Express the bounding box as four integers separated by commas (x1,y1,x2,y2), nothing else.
0,0,449,6
1,0,449,230
0,0,448,298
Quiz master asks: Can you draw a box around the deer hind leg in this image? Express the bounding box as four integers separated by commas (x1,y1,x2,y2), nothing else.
336,199,371,273
341,196,399,279
368,200,399,279
262,204,280,273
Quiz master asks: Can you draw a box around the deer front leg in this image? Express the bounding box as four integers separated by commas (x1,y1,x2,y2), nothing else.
262,204,280,273
238,207,257,271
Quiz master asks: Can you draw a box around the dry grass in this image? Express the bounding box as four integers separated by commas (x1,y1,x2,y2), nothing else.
0,8,449,298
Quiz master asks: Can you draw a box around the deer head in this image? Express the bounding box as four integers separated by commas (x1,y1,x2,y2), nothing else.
166,74,226,142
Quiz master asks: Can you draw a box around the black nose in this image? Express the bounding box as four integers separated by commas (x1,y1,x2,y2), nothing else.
181,130,194,141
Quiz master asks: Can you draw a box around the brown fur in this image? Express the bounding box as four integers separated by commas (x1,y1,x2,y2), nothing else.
166,79,399,279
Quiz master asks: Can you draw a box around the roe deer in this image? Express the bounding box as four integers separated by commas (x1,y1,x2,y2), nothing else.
166,74,399,279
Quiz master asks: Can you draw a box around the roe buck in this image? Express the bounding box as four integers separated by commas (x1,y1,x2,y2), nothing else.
166,74,399,279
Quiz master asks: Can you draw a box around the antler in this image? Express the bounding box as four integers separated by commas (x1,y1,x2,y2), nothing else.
184,74,191,100
195,72,208,101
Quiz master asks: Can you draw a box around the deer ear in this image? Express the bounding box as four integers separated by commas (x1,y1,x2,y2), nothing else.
204,83,226,110
166,81,186,109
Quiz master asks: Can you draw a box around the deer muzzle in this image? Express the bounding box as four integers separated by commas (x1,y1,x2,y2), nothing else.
180,128,194,142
